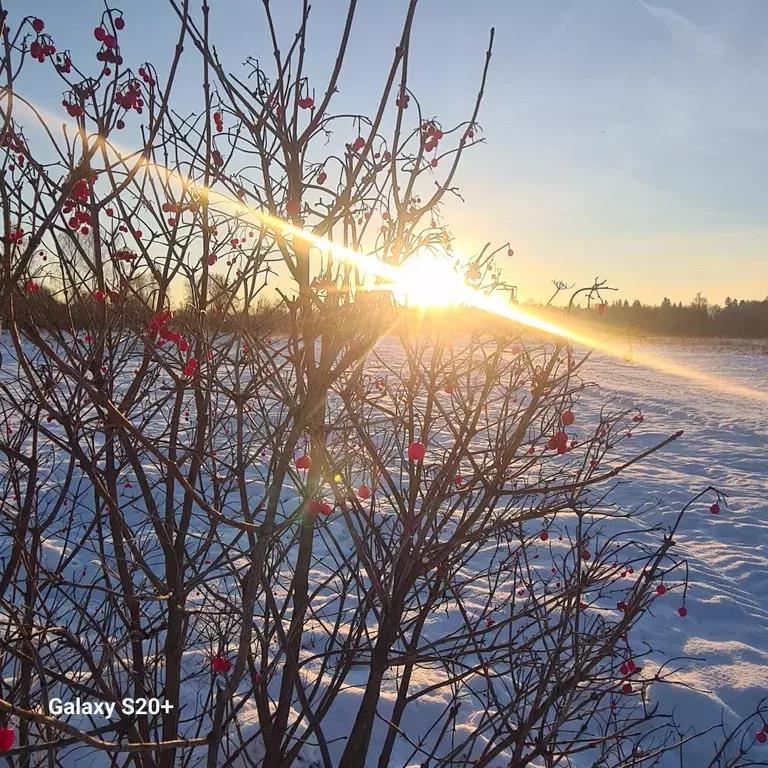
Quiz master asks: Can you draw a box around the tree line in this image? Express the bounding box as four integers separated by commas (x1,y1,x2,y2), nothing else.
554,292,768,339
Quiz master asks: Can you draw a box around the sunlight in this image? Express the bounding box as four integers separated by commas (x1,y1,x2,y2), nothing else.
389,250,465,308
97,154,768,405
98,153,768,405
16,96,767,405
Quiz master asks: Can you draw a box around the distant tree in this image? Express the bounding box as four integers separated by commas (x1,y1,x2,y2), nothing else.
692,292,708,311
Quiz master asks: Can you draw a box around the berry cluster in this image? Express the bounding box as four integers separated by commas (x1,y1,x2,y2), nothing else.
30,38,56,63
137,66,155,87
546,431,570,455
62,98,85,119
307,499,332,516
6,228,24,246
63,177,95,233
421,121,443,152
94,18,124,66
29,18,57,63
115,80,144,116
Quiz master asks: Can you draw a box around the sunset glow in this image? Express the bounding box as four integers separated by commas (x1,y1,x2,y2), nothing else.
192,168,768,405
16,97,765,406
388,250,465,308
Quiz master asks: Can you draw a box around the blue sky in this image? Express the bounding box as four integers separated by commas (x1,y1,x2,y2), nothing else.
15,0,768,304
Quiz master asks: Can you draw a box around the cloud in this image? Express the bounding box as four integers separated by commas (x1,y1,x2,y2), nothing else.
636,0,724,57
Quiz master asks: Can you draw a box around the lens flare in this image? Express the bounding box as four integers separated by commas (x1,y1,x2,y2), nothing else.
389,250,465,308
15,98,768,405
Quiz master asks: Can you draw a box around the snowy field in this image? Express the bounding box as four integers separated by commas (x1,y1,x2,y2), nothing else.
1,333,767,766
580,340,768,763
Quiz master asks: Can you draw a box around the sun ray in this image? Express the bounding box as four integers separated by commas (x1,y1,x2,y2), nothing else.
14,100,768,405
206,187,768,405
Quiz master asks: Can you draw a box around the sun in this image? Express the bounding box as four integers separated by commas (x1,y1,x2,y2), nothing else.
389,249,467,308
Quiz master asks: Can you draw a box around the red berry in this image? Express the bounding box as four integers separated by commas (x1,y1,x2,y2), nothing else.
295,454,311,470
114,17,125,30
561,410,575,426
286,200,301,217
621,683,632,695
95,26,106,41
95,289,105,301
32,18,45,33
0,728,13,752
407,441,426,461
358,484,371,500
211,656,231,674
656,584,667,596
678,606,688,617
539,530,548,541
710,503,720,514
756,731,767,744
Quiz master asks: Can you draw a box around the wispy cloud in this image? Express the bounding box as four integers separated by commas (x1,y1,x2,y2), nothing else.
636,0,724,57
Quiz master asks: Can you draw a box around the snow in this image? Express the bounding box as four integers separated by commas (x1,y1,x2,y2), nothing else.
1,332,767,766
580,340,768,764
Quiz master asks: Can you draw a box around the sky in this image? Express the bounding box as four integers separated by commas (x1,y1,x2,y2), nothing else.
12,0,768,305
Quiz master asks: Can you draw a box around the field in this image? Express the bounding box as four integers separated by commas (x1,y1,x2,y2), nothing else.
581,340,768,764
